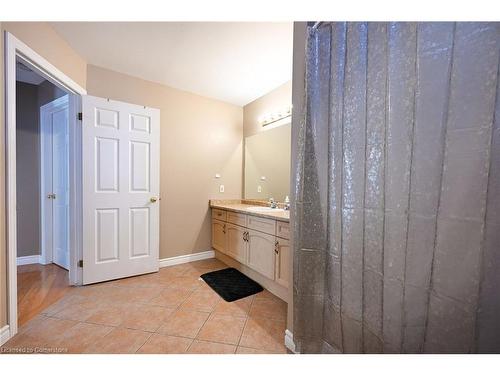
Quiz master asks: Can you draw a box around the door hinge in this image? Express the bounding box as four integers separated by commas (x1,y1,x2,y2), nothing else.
78,260,83,268
77,112,83,121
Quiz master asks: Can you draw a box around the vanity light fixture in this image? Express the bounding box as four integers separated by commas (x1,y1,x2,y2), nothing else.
259,105,292,127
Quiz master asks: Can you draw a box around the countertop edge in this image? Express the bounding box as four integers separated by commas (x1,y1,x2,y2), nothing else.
210,203,290,223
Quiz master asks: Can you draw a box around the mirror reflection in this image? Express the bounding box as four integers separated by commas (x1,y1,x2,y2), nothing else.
244,122,291,202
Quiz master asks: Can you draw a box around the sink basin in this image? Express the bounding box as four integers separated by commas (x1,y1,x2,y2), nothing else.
246,206,286,213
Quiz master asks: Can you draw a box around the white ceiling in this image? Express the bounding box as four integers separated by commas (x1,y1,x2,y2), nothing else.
51,22,293,106
16,61,46,85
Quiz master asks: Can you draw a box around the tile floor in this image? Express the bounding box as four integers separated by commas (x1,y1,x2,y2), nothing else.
1,258,289,354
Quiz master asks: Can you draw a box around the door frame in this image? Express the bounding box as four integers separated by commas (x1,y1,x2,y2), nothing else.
40,94,70,267
4,31,87,338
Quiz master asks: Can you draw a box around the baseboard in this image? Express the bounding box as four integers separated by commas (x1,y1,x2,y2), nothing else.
16,255,42,266
38,255,51,265
159,250,215,268
285,329,297,353
0,325,11,346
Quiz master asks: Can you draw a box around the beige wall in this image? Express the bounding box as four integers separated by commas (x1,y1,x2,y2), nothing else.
1,22,87,89
86,65,243,260
243,80,292,137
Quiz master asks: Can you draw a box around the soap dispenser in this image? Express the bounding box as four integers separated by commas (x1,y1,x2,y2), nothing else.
284,196,290,211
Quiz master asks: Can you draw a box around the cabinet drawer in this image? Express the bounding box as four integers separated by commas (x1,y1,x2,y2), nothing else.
247,215,276,236
212,208,227,221
227,211,247,227
276,221,290,239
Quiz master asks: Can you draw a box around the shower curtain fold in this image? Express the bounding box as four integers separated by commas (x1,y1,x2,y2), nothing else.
292,21,500,354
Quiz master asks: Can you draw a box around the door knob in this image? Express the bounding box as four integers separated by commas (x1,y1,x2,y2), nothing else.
150,197,158,203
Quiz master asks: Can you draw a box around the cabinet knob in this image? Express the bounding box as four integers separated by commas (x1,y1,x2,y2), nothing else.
274,240,279,254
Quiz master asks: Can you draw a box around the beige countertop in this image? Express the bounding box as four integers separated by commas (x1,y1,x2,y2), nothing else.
209,200,290,222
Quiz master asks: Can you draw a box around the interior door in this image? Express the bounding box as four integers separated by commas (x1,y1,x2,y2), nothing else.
82,95,160,284
40,95,70,270
51,98,70,269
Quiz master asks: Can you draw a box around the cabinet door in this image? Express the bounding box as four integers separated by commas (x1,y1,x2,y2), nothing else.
226,223,247,264
212,219,226,253
275,238,290,288
247,229,275,280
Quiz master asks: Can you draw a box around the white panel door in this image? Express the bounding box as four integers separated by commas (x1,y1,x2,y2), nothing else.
82,96,160,284
52,101,70,269
40,95,70,270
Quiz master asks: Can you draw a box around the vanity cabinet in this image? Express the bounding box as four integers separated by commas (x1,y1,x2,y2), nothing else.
247,229,275,280
211,207,290,290
211,219,226,254
275,238,290,288
226,223,248,264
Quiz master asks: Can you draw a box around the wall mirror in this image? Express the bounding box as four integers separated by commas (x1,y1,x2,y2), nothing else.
244,122,291,202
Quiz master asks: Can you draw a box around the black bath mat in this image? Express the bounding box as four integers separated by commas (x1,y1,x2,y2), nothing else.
200,267,264,302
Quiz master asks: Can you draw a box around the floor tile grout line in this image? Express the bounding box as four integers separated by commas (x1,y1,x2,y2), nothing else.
194,337,240,348
134,332,153,354
236,295,256,348
151,288,197,335
183,301,214,351
154,279,210,338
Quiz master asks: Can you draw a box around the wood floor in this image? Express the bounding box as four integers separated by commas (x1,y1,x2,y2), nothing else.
17,263,70,327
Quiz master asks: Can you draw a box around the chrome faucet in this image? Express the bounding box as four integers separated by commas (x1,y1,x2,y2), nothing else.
269,197,278,209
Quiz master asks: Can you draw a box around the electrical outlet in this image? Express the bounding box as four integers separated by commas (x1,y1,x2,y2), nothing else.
257,185,262,193
219,185,225,193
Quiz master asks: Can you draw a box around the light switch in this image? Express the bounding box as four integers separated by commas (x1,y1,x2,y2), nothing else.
257,185,262,193
219,185,225,193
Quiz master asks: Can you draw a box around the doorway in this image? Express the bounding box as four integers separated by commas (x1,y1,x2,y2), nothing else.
15,61,72,326
4,32,86,338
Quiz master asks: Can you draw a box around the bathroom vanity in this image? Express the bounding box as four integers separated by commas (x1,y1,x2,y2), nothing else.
209,116,292,302
210,200,290,301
